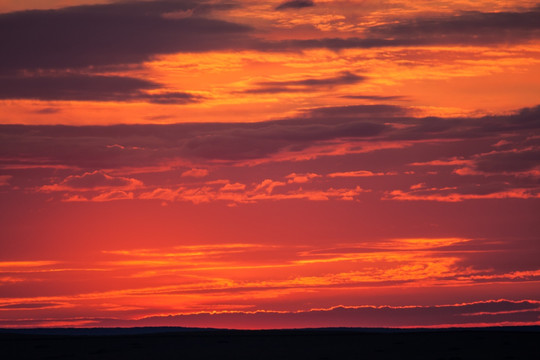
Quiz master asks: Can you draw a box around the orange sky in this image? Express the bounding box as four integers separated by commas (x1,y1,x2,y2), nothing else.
0,0,539,328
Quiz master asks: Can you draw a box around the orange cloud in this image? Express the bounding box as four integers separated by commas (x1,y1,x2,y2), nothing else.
253,179,286,194
64,190,134,202
285,172,321,183
327,170,395,177
181,168,209,178
2,236,538,329
221,182,247,191
40,171,142,192
0,261,59,268
385,188,540,202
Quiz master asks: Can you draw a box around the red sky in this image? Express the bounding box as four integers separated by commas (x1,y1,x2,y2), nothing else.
0,0,539,329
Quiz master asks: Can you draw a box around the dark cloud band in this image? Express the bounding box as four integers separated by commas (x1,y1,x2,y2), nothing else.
242,72,364,94
0,0,252,72
0,104,538,169
1,2,538,73
0,74,200,104
275,0,315,11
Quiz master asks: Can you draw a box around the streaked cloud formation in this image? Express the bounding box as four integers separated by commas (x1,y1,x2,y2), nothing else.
0,0,539,328
1,238,539,327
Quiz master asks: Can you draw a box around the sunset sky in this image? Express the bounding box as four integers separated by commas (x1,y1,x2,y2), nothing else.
0,0,539,329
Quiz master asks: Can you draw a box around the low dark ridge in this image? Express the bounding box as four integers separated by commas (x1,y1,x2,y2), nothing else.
1,326,539,360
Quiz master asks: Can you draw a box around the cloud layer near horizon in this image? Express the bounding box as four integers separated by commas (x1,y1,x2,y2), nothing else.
1,299,538,328
98,300,540,329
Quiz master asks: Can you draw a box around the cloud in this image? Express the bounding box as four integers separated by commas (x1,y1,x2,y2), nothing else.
256,37,404,52
88,300,540,329
0,0,251,72
181,168,209,178
2,299,539,328
0,107,392,169
286,173,321,184
367,9,540,44
220,182,246,191
493,140,512,148
1,105,539,174
0,302,63,310
388,105,540,141
327,170,390,178
410,158,471,167
462,148,540,176
32,107,62,114
3,1,536,75
136,182,366,204
411,147,540,178
0,261,58,268
65,190,135,202
385,186,540,202
97,238,539,287
275,0,315,11
341,95,407,101
139,92,202,105
0,74,200,104
242,71,363,94
91,190,134,202
253,179,286,194
40,170,143,192
260,8,540,51
305,104,409,119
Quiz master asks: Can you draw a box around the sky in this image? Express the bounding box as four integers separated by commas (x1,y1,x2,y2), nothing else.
0,0,539,329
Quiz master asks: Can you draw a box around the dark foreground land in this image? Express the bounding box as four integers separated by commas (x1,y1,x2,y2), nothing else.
1,327,539,360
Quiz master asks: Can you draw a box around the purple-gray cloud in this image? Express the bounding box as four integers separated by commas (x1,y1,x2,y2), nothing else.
305,104,408,119
242,72,364,94
0,74,200,104
0,300,536,328
368,9,540,41
0,0,251,72
340,95,407,101
258,9,540,51
74,300,540,328
1,3,538,74
275,0,315,11
473,148,540,174
0,105,538,170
